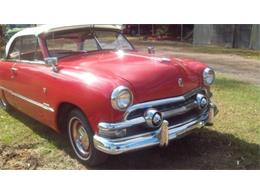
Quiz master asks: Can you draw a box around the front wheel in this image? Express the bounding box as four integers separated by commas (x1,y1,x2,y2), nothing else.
67,109,108,166
0,95,11,111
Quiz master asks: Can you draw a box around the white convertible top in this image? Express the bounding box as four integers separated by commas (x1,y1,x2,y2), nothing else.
5,24,122,56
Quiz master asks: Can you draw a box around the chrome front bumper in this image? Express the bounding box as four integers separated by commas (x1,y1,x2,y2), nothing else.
93,103,218,155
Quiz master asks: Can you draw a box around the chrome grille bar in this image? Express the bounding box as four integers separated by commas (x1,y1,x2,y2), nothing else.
124,87,205,120
162,101,198,118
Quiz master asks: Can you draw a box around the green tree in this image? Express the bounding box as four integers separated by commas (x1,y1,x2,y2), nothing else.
0,25,5,58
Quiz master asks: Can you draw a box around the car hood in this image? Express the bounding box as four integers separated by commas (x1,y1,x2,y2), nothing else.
59,51,201,102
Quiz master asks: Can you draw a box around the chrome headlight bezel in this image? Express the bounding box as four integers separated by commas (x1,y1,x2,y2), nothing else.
203,67,215,86
111,86,133,111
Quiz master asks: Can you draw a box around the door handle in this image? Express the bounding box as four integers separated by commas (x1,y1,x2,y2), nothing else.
10,67,18,78
11,67,18,72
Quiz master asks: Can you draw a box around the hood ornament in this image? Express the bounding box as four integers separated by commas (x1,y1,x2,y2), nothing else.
178,78,184,87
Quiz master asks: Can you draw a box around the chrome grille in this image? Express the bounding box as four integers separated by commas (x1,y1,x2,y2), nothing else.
125,88,208,136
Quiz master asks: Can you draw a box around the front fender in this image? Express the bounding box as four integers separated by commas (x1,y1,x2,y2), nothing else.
171,57,209,85
52,68,131,133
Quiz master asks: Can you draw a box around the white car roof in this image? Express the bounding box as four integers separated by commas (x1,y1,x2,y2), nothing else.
5,24,122,56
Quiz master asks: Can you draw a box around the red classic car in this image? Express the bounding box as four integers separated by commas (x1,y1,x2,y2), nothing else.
0,25,218,166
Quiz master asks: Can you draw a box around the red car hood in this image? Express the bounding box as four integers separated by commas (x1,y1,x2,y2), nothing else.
59,51,201,102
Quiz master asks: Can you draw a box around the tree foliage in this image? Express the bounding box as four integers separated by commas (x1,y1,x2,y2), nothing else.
0,25,5,57
0,25,4,47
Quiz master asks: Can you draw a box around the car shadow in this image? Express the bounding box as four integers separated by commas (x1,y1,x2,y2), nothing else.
96,127,260,170
7,109,260,170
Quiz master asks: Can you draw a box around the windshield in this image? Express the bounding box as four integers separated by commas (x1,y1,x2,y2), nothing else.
45,29,134,58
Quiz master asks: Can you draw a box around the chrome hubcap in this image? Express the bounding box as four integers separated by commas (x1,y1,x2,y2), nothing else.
0,98,7,108
70,117,90,157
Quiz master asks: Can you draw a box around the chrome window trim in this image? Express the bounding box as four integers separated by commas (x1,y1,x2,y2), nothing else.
6,35,46,65
0,86,54,112
3,59,47,65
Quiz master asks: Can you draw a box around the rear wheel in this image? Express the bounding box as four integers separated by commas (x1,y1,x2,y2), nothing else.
0,94,11,111
67,109,108,166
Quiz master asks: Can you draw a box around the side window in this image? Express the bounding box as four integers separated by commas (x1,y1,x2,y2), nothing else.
47,38,78,50
8,38,21,60
83,38,98,51
20,36,43,61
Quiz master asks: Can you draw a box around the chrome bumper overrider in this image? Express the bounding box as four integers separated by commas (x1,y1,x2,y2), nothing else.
94,103,218,155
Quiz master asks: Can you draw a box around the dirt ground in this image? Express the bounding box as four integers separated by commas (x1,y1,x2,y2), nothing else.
134,43,260,85
0,143,40,170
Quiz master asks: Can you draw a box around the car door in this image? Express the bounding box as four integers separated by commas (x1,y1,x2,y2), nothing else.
0,37,22,105
4,35,55,124
0,59,17,102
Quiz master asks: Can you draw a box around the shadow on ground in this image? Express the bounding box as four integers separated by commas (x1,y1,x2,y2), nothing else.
6,109,260,170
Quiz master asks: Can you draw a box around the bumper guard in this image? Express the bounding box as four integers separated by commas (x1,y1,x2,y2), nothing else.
93,102,218,155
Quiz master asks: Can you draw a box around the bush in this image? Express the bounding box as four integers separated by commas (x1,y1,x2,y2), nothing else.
156,25,169,36
0,25,6,58
0,39,4,58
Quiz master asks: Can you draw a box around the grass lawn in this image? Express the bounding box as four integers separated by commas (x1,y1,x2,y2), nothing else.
208,73,260,168
0,73,259,169
188,45,260,60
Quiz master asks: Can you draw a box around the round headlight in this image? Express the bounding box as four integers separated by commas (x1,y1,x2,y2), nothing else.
203,67,215,85
111,86,133,111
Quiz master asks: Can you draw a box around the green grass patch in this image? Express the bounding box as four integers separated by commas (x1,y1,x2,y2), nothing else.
212,73,260,144
189,45,260,60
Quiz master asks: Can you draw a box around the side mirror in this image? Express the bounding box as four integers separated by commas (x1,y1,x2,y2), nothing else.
147,46,155,54
44,57,58,72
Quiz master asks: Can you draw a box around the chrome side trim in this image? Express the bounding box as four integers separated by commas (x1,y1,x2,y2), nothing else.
15,59,46,65
0,86,54,112
2,58,47,66
124,87,204,119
